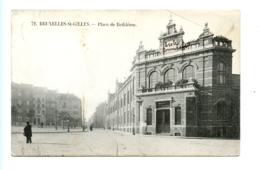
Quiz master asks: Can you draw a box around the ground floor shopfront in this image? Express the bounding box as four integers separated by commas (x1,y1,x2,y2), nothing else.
113,89,239,138
133,89,198,137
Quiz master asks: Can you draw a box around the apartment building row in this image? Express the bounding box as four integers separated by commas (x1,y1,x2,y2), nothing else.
11,82,82,126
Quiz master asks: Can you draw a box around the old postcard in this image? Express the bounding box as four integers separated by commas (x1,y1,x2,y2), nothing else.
11,10,240,156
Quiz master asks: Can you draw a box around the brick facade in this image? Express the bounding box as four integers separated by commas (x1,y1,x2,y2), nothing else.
104,20,240,138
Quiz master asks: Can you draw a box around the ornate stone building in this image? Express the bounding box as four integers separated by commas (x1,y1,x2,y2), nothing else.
104,19,240,138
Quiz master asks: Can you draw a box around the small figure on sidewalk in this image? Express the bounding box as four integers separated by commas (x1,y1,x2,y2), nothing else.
41,122,43,128
24,122,32,144
90,124,93,131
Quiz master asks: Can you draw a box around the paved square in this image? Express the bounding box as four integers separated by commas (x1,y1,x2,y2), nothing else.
12,126,240,156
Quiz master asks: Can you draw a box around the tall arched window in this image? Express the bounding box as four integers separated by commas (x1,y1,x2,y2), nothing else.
147,108,152,125
149,71,158,88
164,69,176,83
218,63,226,85
183,65,195,80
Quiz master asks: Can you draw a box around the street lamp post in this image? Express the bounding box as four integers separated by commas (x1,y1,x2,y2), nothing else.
133,114,135,135
67,114,70,132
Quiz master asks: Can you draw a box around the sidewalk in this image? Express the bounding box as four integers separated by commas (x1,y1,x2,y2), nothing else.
109,129,239,140
110,129,182,139
11,125,88,134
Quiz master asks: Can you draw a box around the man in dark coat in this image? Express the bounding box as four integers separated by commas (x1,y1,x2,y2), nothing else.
24,122,32,143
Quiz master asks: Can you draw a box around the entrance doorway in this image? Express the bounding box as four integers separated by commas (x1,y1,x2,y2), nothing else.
156,109,170,134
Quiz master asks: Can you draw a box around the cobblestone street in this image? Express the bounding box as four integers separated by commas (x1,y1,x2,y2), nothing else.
12,126,239,156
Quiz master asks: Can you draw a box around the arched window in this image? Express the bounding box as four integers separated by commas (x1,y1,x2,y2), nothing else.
147,108,152,125
149,71,158,88
218,63,226,84
164,69,177,83
183,65,195,80
175,107,181,125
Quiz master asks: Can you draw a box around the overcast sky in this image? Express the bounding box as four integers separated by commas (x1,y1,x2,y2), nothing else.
11,10,240,119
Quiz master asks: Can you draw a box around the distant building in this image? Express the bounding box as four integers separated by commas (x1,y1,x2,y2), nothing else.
33,86,47,126
89,103,105,128
11,83,82,127
11,82,34,124
104,19,240,138
46,89,58,126
57,93,82,127
88,116,93,126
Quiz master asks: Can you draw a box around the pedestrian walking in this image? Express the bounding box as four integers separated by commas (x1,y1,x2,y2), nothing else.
90,124,93,131
24,122,32,144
